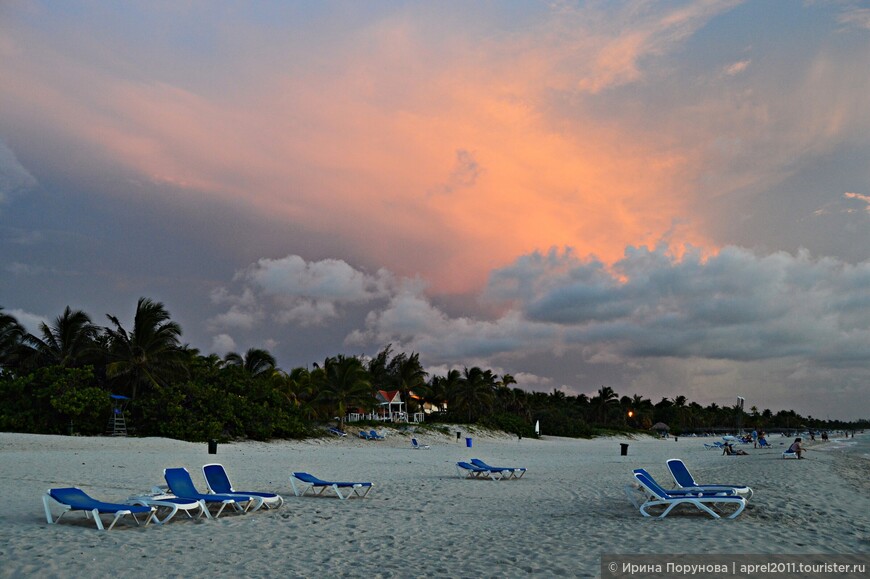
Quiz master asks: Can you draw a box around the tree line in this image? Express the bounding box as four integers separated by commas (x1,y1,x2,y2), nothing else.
1,300,867,441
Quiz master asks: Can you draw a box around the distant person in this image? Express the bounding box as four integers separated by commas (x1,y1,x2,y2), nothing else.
723,442,748,456
752,429,758,448
788,437,805,459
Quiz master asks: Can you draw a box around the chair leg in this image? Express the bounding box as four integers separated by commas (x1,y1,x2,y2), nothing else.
92,509,106,531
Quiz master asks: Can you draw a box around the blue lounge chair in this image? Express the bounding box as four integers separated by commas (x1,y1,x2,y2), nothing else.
164,467,260,517
369,430,385,440
470,458,526,479
625,469,746,519
328,427,347,437
202,464,284,510
43,487,156,531
358,431,371,440
455,461,504,480
666,459,753,499
289,472,373,500
411,438,429,449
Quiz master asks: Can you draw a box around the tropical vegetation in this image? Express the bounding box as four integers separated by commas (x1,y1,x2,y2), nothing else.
1,301,867,441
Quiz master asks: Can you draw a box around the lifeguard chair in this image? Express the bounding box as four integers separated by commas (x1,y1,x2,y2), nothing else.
106,394,130,436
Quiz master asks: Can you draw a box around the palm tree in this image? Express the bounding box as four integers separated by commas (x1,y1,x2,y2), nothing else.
223,348,277,377
590,386,619,425
104,297,187,399
389,352,428,416
449,367,496,422
427,369,461,413
0,307,27,370
314,355,374,430
25,306,100,368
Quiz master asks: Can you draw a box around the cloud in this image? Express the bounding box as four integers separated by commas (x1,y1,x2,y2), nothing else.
429,149,482,196
844,192,870,213
5,262,47,276
7,308,47,335
210,333,236,356
724,59,751,76
210,255,394,329
0,141,37,205
346,244,870,375
837,6,870,30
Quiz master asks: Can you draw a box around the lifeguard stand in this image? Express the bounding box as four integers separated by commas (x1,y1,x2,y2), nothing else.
107,394,130,436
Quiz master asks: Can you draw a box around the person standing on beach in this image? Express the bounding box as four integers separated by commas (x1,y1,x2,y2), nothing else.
752,429,758,448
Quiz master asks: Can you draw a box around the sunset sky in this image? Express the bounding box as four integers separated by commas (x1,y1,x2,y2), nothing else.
2,1,869,419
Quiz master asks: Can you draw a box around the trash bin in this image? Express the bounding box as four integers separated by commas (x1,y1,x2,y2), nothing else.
208,439,218,454
620,443,629,456
465,437,473,448
456,431,461,441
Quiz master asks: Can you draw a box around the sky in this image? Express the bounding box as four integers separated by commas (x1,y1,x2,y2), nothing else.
1,0,869,420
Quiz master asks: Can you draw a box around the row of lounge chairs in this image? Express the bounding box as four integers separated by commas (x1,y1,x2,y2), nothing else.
359,430,385,440
455,458,527,480
707,438,800,458
625,458,753,519
43,464,374,531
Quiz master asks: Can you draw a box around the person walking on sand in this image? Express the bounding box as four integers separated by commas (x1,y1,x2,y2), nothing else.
788,437,805,459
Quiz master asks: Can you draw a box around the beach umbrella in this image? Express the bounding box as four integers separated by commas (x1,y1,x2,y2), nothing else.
535,420,540,435
651,422,669,431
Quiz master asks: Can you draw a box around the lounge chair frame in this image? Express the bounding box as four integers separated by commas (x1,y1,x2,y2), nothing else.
627,470,746,519
164,467,261,517
290,472,373,500
202,463,284,510
43,487,156,531
128,490,210,523
470,458,526,479
455,461,504,481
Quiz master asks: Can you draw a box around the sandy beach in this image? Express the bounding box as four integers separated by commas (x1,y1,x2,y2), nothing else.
1,430,869,578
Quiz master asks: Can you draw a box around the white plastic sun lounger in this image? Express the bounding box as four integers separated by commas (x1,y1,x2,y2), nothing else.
43,487,156,531
470,458,526,479
164,467,261,517
455,461,504,481
127,488,209,524
627,469,746,519
202,464,284,510
290,472,373,500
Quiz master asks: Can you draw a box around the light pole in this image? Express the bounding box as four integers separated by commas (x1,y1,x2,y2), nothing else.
736,396,745,434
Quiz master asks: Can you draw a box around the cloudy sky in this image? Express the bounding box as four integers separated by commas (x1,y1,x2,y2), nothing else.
2,1,869,420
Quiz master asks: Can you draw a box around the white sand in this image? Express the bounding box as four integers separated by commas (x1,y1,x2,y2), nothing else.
1,429,869,578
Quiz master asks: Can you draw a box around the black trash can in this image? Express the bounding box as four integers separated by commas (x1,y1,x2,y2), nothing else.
208,439,218,454
620,443,629,456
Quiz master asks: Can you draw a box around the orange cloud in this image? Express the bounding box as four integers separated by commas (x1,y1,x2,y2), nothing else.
0,5,720,296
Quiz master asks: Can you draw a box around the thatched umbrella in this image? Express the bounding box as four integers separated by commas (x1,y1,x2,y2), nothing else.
651,422,669,432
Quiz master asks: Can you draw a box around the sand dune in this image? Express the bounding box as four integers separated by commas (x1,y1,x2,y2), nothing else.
1,430,869,578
